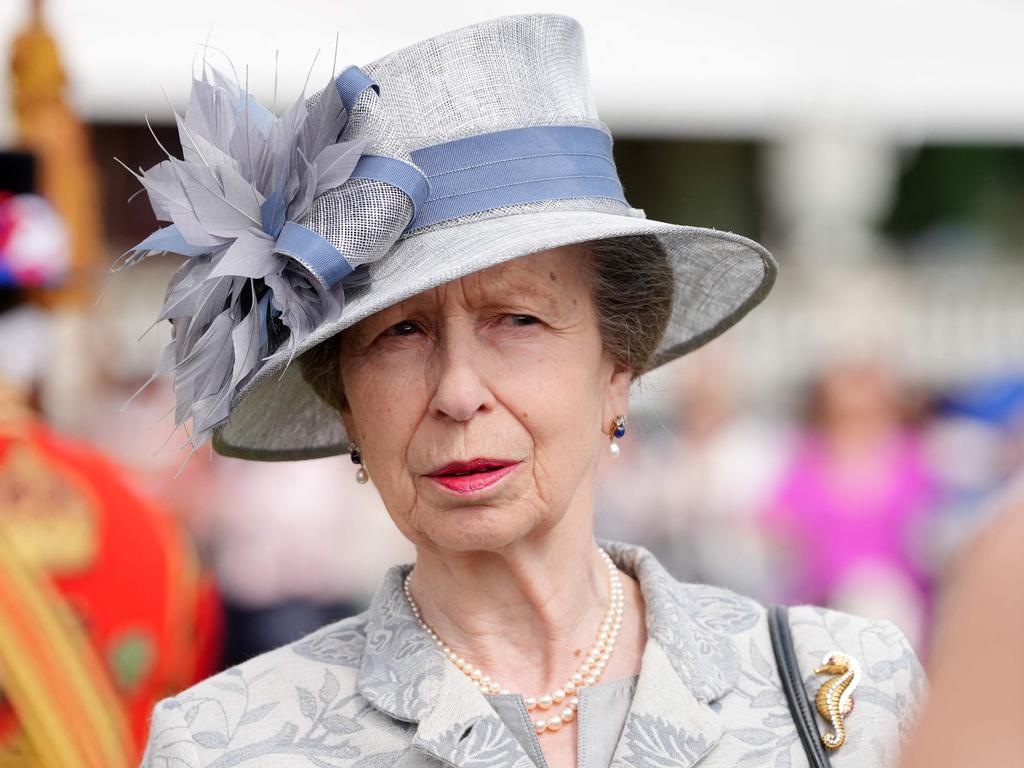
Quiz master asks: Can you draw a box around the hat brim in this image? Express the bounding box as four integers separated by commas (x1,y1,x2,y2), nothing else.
212,209,777,461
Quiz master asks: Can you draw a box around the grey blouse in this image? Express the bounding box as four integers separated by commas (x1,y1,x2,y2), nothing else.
483,675,634,765
487,676,638,768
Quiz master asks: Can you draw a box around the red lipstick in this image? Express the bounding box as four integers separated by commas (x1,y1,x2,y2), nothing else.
426,458,519,495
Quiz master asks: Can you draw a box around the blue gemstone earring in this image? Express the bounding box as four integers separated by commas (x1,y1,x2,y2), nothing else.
349,442,369,484
607,415,626,457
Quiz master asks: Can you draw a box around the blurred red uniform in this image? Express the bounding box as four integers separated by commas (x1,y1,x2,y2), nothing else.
0,386,222,767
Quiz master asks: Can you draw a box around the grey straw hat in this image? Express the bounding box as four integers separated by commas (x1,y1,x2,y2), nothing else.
122,13,776,462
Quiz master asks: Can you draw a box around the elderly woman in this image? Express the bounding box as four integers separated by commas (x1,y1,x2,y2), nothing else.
135,14,924,768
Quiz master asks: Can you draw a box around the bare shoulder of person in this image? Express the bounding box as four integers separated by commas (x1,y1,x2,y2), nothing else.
900,499,1024,768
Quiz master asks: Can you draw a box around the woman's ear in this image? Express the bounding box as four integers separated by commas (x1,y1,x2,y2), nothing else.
340,403,358,446
602,361,632,428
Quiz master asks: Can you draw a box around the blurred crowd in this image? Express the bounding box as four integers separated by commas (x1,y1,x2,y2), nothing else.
598,349,1024,656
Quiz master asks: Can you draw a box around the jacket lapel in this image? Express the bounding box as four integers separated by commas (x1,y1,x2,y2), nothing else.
357,564,533,768
410,664,535,768
602,540,758,768
608,640,723,768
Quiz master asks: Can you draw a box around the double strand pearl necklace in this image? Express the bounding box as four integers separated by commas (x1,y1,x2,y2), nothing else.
403,547,624,736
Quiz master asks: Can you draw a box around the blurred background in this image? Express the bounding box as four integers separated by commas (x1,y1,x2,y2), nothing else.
1,0,1022,763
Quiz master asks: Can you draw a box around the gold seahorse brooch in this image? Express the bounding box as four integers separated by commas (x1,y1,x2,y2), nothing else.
813,651,861,750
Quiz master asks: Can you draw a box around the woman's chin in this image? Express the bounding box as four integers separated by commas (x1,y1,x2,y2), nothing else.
419,506,543,554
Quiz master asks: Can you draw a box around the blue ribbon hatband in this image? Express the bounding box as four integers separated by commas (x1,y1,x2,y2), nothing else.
408,125,625,230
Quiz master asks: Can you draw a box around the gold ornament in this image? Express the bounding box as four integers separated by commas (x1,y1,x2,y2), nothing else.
814,651,861,750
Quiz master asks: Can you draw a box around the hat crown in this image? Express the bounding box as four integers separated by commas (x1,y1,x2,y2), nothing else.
356,15,602,150
300,14,631,271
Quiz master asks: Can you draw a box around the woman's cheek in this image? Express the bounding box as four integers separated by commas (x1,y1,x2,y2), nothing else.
486,337,570,397
349,350,426,407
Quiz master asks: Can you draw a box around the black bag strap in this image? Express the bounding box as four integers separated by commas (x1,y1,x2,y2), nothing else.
768,605,833,768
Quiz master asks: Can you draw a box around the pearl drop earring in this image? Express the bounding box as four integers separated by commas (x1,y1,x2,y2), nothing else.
607,415,626,457
350,442,369,484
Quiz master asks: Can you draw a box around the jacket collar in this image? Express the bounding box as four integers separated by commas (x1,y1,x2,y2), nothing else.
357,540,751,767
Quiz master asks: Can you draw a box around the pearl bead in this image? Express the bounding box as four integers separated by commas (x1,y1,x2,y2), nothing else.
609,441,620,457
553,689,565,703
546,716,563,732
580,665,591,676
585,675,597,686
572,673,583,684
535,720,546,733
564,682,576,694
538,695,553,710
561,706,575,722
525,697,537,710
568,695,580,707
470,669,482,681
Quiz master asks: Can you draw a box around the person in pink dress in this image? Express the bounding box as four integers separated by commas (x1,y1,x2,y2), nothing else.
763,360,938,649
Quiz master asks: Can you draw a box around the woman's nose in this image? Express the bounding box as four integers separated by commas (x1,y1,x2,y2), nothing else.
427,331,495,423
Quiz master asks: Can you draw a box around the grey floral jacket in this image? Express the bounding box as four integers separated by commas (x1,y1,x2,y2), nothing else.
141,541,925,768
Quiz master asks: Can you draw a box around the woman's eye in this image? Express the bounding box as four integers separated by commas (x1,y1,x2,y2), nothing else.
388,320,421,336
508,314,539,326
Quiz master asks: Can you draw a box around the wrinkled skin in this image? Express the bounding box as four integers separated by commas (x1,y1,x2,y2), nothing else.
337,244,631,557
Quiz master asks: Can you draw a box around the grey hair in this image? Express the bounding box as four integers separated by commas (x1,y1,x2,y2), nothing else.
298,234,675,413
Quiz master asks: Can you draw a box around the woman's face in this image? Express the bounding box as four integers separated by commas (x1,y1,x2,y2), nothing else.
338,245,631,555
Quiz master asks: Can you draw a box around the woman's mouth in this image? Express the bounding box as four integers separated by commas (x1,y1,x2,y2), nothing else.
426,458,520,494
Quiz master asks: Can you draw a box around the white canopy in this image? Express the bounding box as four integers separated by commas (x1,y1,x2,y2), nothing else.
2,0,1023,142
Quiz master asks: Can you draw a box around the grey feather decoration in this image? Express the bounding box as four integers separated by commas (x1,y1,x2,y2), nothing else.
116,64,372,462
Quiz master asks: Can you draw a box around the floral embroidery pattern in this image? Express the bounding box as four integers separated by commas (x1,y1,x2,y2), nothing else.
615,714,712,767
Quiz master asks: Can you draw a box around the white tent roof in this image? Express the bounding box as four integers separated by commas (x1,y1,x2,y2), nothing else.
2,0,1024,142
